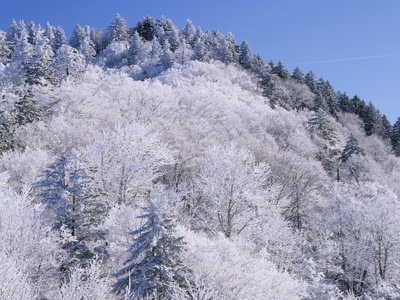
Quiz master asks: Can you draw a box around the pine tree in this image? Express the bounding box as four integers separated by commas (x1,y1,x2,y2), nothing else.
127,31,144,65
0,31,11,64
339,134,365,163
107,13,128,44
304,70,316,93
0,107,14,154
273,60,290,79
308,108,338,146
291,67,305,83
113,201,189,298
53,26,67,52
181,19,196,47
69,24,85,49
24,31,56,86
220,32,238,64
161,40,173,69
27,21,38,45
136,16,155,42
192,28,206,62
14,91,40,125
238,40,253,69
391,117,400,156
35,153,108,269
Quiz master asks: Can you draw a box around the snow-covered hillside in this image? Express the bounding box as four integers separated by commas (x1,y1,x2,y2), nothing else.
1,15,400,299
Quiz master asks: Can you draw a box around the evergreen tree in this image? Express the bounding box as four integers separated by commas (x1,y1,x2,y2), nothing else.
113,201,189,298
69,24,85,49
24,32,56,86
106,13,129,44
391,116,400,156
53,26,67,52
27,21,38,45
273,60,290,79
35,153,108,269
0,31,11,64
161,40,173,69
192,27,206,62
149,36,162,63
10,25,33,66
316,78,337,116
127,31,144,65
337,91,352,113
44,21,55,43
135,16,155,42
304,70,316,93
14,91,40,125
339,134,365,163
308,108,338,146
220,32,238,64
5,19,20,52
0,107,14,154
291,67,305,83
181,19,196,47
238,40,253,69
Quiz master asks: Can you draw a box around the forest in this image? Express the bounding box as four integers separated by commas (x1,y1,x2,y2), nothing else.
1,14,400,299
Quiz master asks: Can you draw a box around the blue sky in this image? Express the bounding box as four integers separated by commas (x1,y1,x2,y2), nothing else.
2,0,400,122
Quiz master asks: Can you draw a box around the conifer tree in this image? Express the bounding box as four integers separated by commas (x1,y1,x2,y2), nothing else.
238,40,253,69
181,19,196,47
113,200,189,298
136,16,155,41
53,26,67,52
273,60,290,79
291,67,305,83
391,116,400,156
339,134,365,163
107,13,129,44
161,40,173,69
35,153,108,269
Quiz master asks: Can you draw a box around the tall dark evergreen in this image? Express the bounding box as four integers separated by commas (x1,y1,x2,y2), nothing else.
339,134,365,163
291,67,305,83
113,202,189,299
35,153,108,269
273,60,290,79
391,117,400,156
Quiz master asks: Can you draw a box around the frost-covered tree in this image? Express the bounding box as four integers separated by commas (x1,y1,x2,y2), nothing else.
53,26,67,52
127,31,145,65
24,31,56,86
135,16,155,42
323,182,400,294
339,134,364,163
181,19,196,47
161,39,173,69
54,44,87,82
69,24,85,49
106,13,129,45
83,124,173,206
195,143,275,238
113,199,189,298
238,40,253,69
273,60,290,79
291,67,305,83
35,152,108,269
391,116,400,156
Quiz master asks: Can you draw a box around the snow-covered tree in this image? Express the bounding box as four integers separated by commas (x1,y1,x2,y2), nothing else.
35,152,108,269
113,199,189,298
106,13,129,45
195,143,276,238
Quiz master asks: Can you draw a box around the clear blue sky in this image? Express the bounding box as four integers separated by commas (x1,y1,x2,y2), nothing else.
2,0,400,122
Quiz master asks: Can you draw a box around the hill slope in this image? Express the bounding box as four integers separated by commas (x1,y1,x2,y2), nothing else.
0,16,400,299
